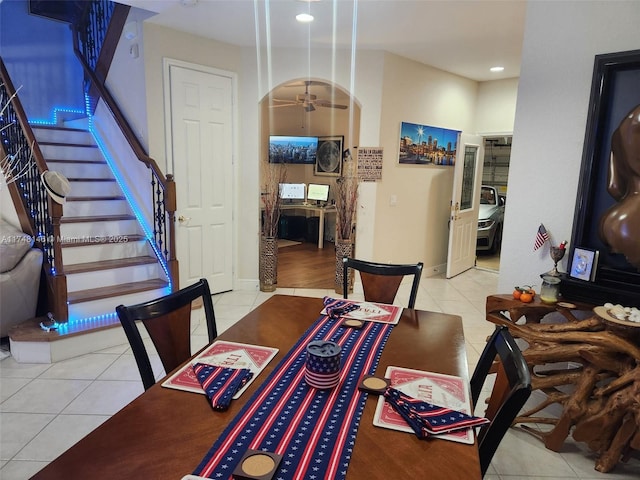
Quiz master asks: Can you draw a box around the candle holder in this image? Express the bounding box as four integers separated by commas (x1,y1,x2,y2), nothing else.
548,246,566,276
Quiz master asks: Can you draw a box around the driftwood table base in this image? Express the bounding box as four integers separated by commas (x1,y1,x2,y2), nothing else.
486,295,640,473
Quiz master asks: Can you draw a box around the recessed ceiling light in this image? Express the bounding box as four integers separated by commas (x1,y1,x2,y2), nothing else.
296,13,314,23
490,66,505,73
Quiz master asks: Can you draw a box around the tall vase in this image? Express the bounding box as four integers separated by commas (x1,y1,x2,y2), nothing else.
259,235,278,292
335,238,354,294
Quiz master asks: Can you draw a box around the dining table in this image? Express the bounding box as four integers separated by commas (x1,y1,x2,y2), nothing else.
31,294,481,479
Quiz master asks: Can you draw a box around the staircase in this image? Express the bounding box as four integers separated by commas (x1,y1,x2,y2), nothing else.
9,124,171,363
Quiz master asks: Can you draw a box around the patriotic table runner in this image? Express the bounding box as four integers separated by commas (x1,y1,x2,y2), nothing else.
192,314,394,479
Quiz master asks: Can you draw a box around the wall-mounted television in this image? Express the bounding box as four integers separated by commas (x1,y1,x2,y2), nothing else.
269,136,318,164
278,183,306,201
307,183,330,203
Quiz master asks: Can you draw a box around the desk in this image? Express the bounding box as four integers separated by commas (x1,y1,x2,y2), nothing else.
281,203,336,248
32,295,480,480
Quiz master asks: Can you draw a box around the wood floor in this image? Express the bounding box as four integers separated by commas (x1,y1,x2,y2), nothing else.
276,241,335,289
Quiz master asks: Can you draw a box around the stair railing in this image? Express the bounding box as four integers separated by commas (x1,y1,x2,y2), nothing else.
0,57,68,322
72,1,179,290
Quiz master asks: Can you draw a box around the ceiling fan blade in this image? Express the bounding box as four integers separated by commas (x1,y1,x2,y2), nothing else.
314,100,348,109
271,98,297,104
269,103,298,108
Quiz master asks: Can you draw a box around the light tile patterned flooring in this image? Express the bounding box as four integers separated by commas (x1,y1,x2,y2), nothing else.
1,268,638,479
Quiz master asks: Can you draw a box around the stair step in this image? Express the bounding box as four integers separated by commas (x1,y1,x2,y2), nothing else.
67,196,126,202
38,141,98,148
47,158,107,164
61,214,136,223
68,178,116,182
32,125,89,132
61,234,146,247
67,278,169,304
65,255,158,274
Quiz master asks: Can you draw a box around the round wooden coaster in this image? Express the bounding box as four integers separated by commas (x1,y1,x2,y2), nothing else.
343,319,364,328
241,453,276,476
362,376,388,390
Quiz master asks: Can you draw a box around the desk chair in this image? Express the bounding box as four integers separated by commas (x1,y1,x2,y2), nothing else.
471,325,532,476
342,257,423,308
116,278,218,390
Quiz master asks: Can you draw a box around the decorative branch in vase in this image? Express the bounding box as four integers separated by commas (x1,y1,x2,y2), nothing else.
261,164,286,238
1,84,35,189
259,163,286,292
334,150,359,293
335,151,358,242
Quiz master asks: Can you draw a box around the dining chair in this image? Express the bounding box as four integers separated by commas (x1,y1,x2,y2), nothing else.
342,257,423,308
470,325,532,476
116,278,218,390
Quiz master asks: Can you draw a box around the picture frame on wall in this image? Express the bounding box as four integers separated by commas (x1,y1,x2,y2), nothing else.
569,247,599,282
563,49,640,304
398,121,459,166
314,136,343,176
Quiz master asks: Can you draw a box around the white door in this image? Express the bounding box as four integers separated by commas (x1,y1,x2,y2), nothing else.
446,133,484,278
167,63,234,293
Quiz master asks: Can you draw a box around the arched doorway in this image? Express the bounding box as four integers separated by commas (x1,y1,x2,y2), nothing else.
259,79,361,289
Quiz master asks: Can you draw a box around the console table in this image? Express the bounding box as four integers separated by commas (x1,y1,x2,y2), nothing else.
485,295,640,473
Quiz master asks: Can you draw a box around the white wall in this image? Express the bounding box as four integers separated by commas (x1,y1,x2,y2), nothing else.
106,7,154,152
475,78,518,135
499,0,640,294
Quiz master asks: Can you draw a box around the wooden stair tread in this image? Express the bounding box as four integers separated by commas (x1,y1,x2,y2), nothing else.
67,278,168,304
38,141,97,148
67,177,116,182
62,214,135,223
32,125,89,133
67,195,126,202
61,234,146,247
46,158,106,164
65,255,157,273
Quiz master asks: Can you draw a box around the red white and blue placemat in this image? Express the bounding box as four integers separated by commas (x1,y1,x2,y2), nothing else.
320,297,403,325
373,366,475,444
192,314,394,479
162,340,278,399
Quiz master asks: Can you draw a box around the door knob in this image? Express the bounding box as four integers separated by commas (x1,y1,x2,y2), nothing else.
178,215,191,224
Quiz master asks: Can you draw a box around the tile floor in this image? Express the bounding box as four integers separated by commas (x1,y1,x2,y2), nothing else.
1,268,639,479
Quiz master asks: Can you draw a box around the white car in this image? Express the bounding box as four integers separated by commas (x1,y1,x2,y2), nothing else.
477,186,505,253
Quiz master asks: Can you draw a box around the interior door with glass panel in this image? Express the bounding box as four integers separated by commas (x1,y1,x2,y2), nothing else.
446,133,484,278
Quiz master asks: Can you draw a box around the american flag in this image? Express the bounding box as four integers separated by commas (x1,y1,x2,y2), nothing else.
534,224,549,251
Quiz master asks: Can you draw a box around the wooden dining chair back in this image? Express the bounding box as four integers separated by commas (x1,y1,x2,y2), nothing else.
342,257,423,308
470,325,532,476
116,278,217,391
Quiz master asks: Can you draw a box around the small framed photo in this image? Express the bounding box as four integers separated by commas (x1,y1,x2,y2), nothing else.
569,247,599,282
314,135,343,176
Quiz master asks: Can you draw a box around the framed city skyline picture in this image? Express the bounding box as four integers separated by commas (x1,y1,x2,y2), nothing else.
398,122,460,166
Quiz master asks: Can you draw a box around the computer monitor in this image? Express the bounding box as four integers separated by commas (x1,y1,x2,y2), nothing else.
278,183,306,201
307,184,330,203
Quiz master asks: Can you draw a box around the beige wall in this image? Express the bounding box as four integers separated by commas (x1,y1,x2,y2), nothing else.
499,0,640,294
136,22,518,289
142,23,243,173
375,53,478,271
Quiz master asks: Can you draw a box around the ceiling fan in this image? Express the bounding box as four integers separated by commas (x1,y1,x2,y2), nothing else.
270,81,348,112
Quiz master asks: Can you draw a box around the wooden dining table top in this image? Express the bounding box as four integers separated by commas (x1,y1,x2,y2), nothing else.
32,294,481,480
